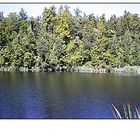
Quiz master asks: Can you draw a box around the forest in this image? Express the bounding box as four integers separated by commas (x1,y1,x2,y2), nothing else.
0,5,140,72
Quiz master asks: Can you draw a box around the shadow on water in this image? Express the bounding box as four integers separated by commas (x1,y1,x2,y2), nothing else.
0,72,140,118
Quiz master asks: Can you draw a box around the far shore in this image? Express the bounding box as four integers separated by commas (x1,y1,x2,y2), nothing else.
0,66,140,74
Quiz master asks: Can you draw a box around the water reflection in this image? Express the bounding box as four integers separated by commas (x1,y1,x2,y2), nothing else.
0,72,140,118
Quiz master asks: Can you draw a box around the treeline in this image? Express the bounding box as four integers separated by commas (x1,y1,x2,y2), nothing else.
0,5,140,72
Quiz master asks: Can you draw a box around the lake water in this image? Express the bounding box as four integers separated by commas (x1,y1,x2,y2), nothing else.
0,72,140,119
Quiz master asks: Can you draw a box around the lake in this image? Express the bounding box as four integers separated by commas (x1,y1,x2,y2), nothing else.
0,72,140,119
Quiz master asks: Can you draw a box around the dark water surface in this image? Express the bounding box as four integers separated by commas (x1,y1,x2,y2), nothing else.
0,72,140,119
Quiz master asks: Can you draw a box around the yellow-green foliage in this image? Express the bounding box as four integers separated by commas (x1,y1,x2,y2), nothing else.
0,6,140,70
56,11,71,39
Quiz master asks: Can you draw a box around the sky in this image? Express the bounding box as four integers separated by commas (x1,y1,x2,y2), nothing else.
0,4,140,19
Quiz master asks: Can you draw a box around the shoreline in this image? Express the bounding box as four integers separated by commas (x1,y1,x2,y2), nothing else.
0,66,140,74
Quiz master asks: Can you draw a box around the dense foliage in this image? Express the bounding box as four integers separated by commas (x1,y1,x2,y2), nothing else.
0,6,140,71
